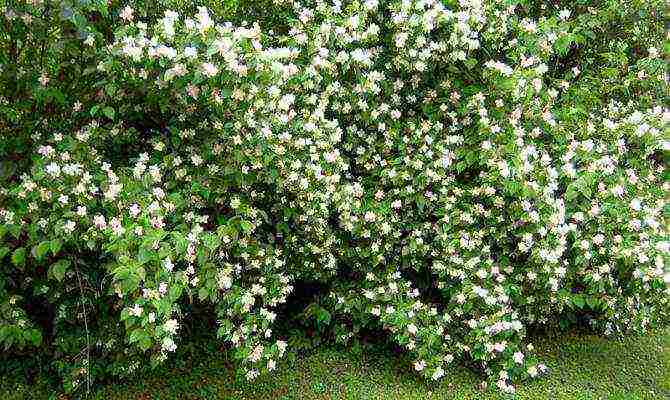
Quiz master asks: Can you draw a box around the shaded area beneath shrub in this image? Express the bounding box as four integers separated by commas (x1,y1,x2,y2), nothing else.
2,328,667,400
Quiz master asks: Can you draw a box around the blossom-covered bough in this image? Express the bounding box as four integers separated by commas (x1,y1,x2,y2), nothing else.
0,0,668,394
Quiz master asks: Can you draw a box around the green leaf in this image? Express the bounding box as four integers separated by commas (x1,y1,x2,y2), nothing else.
585,296,600,310
105,83,117,97
50,239,62,256
35,241,51,260
49,259,71,282
240,220,253,233
102,106,115,120
137,247,152,265
464,58,478,70
565,187,578,201
0,161,16,182
572,294,585,309
169,285,183,300
11,248,26,267
203,233,221,251
317,308,331,326
24,329,42,347
206,44,219,58
8,224,21,239
129,328,152,351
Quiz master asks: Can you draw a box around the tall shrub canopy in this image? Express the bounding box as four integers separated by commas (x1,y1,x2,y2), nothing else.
1,0,668,393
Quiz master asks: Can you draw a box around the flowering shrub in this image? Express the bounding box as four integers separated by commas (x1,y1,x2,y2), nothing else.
1,0,668,394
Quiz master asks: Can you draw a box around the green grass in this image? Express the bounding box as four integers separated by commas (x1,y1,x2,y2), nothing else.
3,329,669,400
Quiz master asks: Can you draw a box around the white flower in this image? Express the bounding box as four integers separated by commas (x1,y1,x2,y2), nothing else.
120,5,134,21
129,203,141,218
162,337,177,352
593,234,605,246
63,220,76,234
46,162,61,176
414,360,426,371
407,323,418,335
129,304,143,317
196,6,213,32
611,185,624,197
201,62,219,77
498,161,510,178
486,60,514,76
93,215,106,229
191,154,204,166
364,211,376,222
245,369,259,381
276,340,287,356
164,319,179,334
248,344,264,362
110,217,125,236
152,187,165,199
441,151,454,168
183,46,198,58
164,258,174,272
558,9,571,21
630,198,642,211
364,0,379,10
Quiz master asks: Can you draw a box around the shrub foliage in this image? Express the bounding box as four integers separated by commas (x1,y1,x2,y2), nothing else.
1,0,668,394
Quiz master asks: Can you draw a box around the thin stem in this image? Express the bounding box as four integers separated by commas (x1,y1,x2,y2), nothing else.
74,264,92,395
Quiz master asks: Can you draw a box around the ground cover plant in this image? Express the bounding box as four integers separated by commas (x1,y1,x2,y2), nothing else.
2,328,669,399
0,0,668,396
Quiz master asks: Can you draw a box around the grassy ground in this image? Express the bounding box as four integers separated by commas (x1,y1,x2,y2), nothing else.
3,329,669,400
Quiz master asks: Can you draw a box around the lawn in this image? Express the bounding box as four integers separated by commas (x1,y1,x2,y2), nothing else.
3,328,668,400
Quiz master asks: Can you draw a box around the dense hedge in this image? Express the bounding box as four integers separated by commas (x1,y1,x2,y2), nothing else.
1,0,668,394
